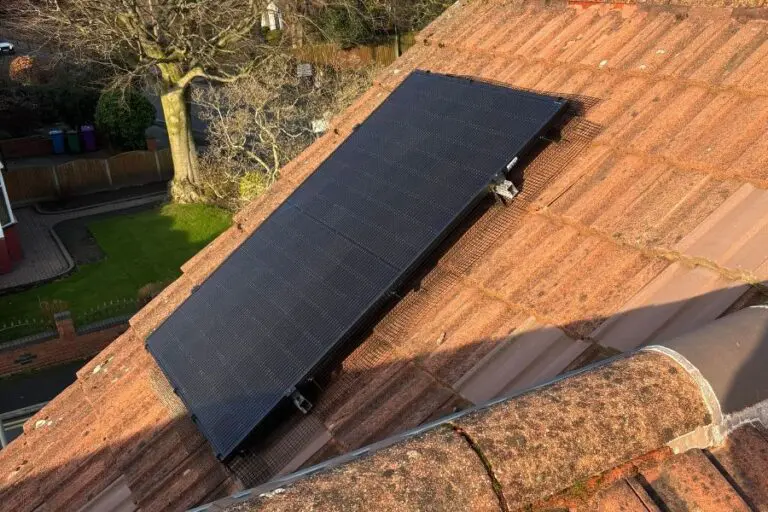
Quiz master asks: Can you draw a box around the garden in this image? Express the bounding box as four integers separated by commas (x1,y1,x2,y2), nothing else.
0,203,231,342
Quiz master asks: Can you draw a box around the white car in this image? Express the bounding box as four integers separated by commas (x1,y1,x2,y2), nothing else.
0,42,15,55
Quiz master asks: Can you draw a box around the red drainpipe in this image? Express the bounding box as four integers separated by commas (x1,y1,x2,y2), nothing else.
3,224,22,262
0,226,12,274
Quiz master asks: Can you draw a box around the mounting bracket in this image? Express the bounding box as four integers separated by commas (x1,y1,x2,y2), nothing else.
290,389,313,414
490,156,521,201
491,178,519,200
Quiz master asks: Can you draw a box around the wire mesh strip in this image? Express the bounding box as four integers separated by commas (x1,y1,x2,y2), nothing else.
441,203,527,275
516,118,603,204
374,267,462,345
440,116,602,275
312,334,398,420
372,280,435,342
227,414,329,487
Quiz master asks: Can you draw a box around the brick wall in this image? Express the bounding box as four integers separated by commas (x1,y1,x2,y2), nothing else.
0,321,127,378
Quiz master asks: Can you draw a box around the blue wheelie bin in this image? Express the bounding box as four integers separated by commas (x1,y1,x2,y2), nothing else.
50,129,65,155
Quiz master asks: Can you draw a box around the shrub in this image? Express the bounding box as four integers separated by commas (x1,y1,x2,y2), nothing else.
314,6,378,48
9,56,36,85
56,87,100,128
95,89,156,150
239,171,271,202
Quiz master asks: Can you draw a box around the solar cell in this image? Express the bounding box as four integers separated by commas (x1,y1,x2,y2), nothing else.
147,71,566,458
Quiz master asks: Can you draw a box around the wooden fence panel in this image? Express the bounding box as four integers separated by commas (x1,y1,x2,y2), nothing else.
3,166,58,203
0,136,53,159
108,151,159,187
56,159,111,196
156,148,174,180
295,41,399,67
295,43,339,66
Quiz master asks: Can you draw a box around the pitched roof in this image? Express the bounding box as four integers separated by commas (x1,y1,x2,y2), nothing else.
3,0,768,510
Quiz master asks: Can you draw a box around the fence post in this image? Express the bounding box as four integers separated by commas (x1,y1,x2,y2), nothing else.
154,150,163,180
104,158,113,187
54,311,76,341
50,164,61,198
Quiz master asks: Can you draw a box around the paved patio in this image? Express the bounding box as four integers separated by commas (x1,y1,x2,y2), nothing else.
0,194,166,292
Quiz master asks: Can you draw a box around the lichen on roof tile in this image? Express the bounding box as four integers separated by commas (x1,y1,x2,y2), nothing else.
236,426,500,512
452,351,709,509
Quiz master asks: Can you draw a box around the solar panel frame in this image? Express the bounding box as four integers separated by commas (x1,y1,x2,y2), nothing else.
146,71,567,459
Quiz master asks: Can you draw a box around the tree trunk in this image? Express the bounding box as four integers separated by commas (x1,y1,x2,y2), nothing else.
160,87,201,201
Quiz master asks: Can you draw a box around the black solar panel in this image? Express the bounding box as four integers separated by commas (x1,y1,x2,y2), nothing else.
146,71,566,459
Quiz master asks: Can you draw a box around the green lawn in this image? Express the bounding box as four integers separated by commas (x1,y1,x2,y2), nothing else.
0,203,231,330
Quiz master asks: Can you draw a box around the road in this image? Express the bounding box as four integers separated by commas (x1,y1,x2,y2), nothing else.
0,359,84,415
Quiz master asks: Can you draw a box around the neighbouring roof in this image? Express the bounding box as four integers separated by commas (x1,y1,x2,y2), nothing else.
3,0,768,510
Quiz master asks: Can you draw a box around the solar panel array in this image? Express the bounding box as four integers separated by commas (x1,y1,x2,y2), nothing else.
147,71,566,459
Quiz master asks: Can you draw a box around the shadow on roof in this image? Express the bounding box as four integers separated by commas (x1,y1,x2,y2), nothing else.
2,283,763,512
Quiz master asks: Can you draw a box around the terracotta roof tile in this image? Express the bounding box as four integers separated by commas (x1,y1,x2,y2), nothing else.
466,213,668,335
641,449,751,511
42,449,119,512
455,318,590,402
674,183,768,277
137,442,229,512
549,154,744,249
693,22,766,84
530,422,768,511
732,128,768,182
330,363,452,449
709,424,768,509
591,263,750,350
0,386,108,511
75,330,143,381
628,85,710,153
121,418,206,499
397,285,526,384
594,480,660,511
528,425,768,511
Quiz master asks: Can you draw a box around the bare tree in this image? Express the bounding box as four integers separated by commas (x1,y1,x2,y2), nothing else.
8,0,281,201
194,59,372,209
